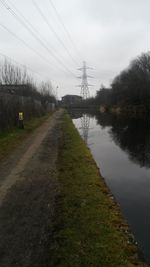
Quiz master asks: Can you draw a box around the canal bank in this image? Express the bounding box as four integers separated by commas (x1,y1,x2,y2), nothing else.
72,110,150,265
55,113,146,267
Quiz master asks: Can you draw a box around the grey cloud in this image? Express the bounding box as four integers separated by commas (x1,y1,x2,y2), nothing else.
0,0,150,97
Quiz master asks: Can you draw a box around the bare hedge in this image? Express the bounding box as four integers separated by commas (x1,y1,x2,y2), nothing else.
0,92,48,131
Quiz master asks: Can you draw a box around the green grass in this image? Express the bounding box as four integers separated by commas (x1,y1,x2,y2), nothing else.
52,114,146,267
0,113,51,161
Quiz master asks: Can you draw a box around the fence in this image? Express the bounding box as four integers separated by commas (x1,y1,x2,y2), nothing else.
0,93,53,131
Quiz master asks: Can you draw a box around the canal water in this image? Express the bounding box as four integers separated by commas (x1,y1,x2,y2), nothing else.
72,110,150,265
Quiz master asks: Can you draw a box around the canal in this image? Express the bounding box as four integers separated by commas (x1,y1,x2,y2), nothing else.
72,110,150,265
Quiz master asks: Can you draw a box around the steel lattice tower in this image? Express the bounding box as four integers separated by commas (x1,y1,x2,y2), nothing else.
77,61,93,100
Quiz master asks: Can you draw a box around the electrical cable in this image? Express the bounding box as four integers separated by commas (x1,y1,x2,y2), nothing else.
0,22,57,72
6,0,70,64
48,0,82,62
32,0,79,67
0,0,76,77
0,51,49,79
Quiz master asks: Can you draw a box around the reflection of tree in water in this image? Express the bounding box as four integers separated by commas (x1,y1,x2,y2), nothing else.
95,112,150,168
68,108,95,120
67,109,83,119
80,114,90,144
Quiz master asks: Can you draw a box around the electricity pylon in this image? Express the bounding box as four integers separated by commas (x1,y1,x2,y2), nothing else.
77,61,93,100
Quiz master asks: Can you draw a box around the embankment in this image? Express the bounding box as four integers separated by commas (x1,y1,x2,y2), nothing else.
53,113,147,267
100,104,150,118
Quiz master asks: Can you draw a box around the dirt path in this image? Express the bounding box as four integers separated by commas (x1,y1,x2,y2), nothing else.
0,110,63,267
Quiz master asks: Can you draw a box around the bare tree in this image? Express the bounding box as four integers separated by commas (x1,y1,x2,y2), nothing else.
0,59,32,85
39,81,56,108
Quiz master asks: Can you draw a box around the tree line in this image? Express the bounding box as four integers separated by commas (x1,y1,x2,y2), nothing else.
86,52,150,114
0,59,56,102
0,59,56,131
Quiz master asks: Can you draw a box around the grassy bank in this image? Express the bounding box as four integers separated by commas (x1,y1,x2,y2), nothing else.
53,114,146,267
0,113,51,161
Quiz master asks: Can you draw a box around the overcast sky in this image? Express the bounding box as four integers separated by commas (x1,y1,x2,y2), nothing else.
0,0,150,98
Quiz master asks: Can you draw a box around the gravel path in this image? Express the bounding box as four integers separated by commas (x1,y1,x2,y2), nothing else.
0,110,63,267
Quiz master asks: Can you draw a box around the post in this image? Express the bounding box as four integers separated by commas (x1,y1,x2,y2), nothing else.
18,112,24,129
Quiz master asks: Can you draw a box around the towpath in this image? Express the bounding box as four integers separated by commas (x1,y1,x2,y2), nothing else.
0,110,63,267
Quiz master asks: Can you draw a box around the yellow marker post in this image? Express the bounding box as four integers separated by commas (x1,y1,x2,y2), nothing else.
18,112,24,129
19,112,23,121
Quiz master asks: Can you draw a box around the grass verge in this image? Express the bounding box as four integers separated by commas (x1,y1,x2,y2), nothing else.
0,113,51,161
53,113,146,267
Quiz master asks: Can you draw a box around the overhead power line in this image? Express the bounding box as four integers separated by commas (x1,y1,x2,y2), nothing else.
0,22,74,80
6,0,73,65
9,0,79,72
0,21,76,82
48,0,82,62
0,52,49,79
0,22,57,72
32,0,79,67
0,0,76,77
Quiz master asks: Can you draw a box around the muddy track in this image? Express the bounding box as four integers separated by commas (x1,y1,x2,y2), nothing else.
0,110,63,267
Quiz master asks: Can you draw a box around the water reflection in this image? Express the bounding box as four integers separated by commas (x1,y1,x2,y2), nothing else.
80,114,90,144
68,109,92,144
95,112,150,168
68,109,83,119
72,109,150,265
70,109,150,168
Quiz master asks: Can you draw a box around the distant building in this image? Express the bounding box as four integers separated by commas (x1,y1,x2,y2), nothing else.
62,94,82,106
